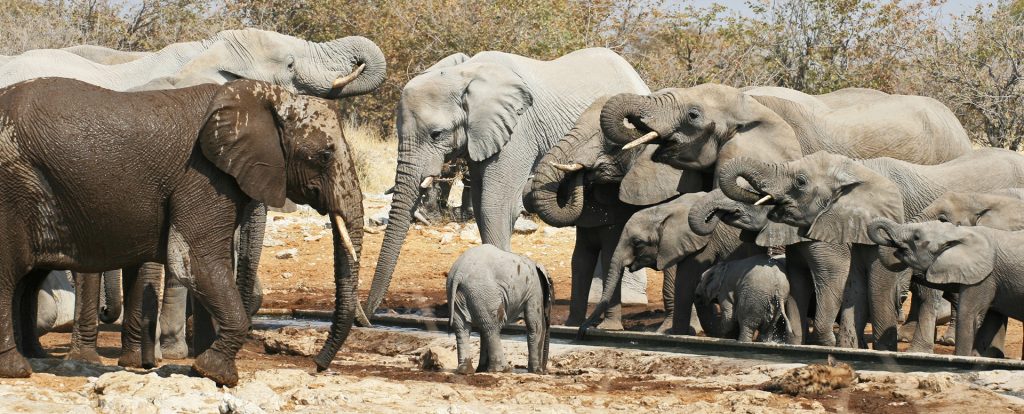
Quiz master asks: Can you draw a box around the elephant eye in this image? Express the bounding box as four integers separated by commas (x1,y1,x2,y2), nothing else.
687,108,701,121
795,174,809,188
976,209,990,218
318,148,334,165
430,130,444,140
937,214,950,223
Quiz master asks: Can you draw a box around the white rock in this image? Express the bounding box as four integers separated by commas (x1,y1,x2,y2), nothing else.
262,237,285,247
439,233,455,245
275,248,298,259
513,217,539,234
233,381,283,411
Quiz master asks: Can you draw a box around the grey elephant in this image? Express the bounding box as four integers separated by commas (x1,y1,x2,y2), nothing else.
19,29,384,362
868,219,1024,357
447,245,552,374
366,48,649,317
723,148,1024,351
0,45,149,66
695,255,792,342
600,84,972,349
526,96,702,331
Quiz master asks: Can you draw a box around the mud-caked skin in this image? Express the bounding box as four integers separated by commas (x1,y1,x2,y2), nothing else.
696,255,792,342
447,245,553,374
0,78,364,386
869,219,1024,357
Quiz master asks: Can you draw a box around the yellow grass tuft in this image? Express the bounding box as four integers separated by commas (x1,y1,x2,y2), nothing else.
344,123,397,195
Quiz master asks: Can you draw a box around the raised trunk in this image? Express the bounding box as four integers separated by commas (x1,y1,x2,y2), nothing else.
718,158,780,204
321,36,387,98
526,135,586,227
600,93,653,146
365,157,420,316
688,193,727,236
313,214,364,371
98,270,122,324
579,239,632,332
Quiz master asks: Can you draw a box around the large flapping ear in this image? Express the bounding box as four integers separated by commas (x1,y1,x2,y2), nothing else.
656,205,711,269
755,222,808,247
717,95,803,167
424,52,470,72
696,263,724,305
806,158,904,245
925,227,994,286
198,80,288,208
462,62,533,161
620,145,702,205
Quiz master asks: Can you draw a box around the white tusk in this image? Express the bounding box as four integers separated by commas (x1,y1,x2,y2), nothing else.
550,162,584,172
420,176,434,188
621,131,660,150
331,63,366,89
332,214,359,263
413,209,432,226
753,194,774,206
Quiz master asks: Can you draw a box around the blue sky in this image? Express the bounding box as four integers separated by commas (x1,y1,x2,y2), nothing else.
668,0,989,21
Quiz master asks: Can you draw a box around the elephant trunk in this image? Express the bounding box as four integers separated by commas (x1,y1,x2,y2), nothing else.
313,212,364,371
718,158,780,204
321,36,386,98
98,270,122,324
526,136,586,227
579,238,632,333
365,155,420,316
867,218,904,248
600,93,654,146
688,192,728,236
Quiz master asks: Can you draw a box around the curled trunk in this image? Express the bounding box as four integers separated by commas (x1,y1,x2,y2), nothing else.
867,218,904,248
321,36,387,98
365,156,420,316
314,214,364,371
600,93,652,146
688,192,727,236
99,270,122,324
526,136,586,227
718,158,779,204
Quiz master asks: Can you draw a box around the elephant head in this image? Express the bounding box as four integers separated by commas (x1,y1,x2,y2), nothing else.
198,80,364,370
868,219,994,286
169,29,386,98
599,85,802,173
366,54,534,315
915,191,1024,231
526,97,695,227
718,151,904,245
686,189,804,247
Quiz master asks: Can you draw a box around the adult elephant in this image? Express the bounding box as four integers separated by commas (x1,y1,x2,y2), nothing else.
16,29,385,361
526,96,702,331
365,48,648,316
0,78,364,386
600,85,972,348
721,148,1024,351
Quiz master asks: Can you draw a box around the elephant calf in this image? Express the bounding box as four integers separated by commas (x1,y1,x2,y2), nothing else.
696,255,792,343
447,245,553,374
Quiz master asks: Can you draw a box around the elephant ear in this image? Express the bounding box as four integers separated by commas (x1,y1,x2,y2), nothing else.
425,52,470,72
462,63,533,162
805,159,904,245
620,146,700,205
535,263,554,313
716,95,803,168
696,263,724,305
656,206,711,269
925,227,994,285
198,80,288,208
755,222,808,247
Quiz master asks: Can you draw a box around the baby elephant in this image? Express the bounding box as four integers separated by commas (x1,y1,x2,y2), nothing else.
696,255,792,342
447,245,553,374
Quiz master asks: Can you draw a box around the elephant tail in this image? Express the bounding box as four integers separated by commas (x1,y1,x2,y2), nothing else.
446,274,461,335
770,290,788,342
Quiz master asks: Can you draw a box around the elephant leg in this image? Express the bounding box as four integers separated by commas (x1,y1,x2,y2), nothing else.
0,269,32,378
898,281,923,343
186,250,249,386
524,296,546,373
159,273,189,359
67,272,102,363
672,260,707,336
656,265,677,334
452,314,473,374
14,269,49,358
475,335,491,373
784,259,812,345
866,257,901,351
565,228,598,326
737,325,755,342
937,293,958,346
801,242,851,347
191,293,217,357
596,224,624,331
840,254,871,349
481,327,508,373
118,264,161,368
976,310,1007,358
908,284,941,353
236,200,266,318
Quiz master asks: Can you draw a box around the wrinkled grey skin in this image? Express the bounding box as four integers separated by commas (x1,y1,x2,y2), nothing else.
579,193,763,338
868,220,1024,357
526,96,701,331
447,245,552,373
696,255,792,343
727,149,1024,351
368,48,647,317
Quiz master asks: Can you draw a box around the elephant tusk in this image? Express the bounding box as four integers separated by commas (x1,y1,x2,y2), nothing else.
332,63,366,89
753,194,774,206
413,209,432,226
332,214,359,263
420,176,434,188
550,162,584,172
621,131,659,150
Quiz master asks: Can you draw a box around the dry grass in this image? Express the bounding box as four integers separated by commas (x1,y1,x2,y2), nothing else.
345,123,397,195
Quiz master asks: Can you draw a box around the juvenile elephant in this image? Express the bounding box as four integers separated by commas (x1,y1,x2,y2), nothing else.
526,96,702,330
367,48,649,317
868,219,1024,357
696,255,792,342
579,192,763,336
0,78,364,386
447,245,552,374
723,148,1024,351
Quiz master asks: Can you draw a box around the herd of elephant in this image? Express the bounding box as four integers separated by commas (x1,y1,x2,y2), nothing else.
0,26,1020,387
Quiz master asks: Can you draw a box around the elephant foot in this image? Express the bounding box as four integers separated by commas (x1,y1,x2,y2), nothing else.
897,322,917,343
118,348,148,369
596,318,624,331
936,328,955,346
192,350,238,387
0,347,31,378
160,340,189,360
455,360,475,375
907,343,934,353
563,315,584,327
484,363,512,373
809,330,837,347
65,347,102,364
655,318,674,334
